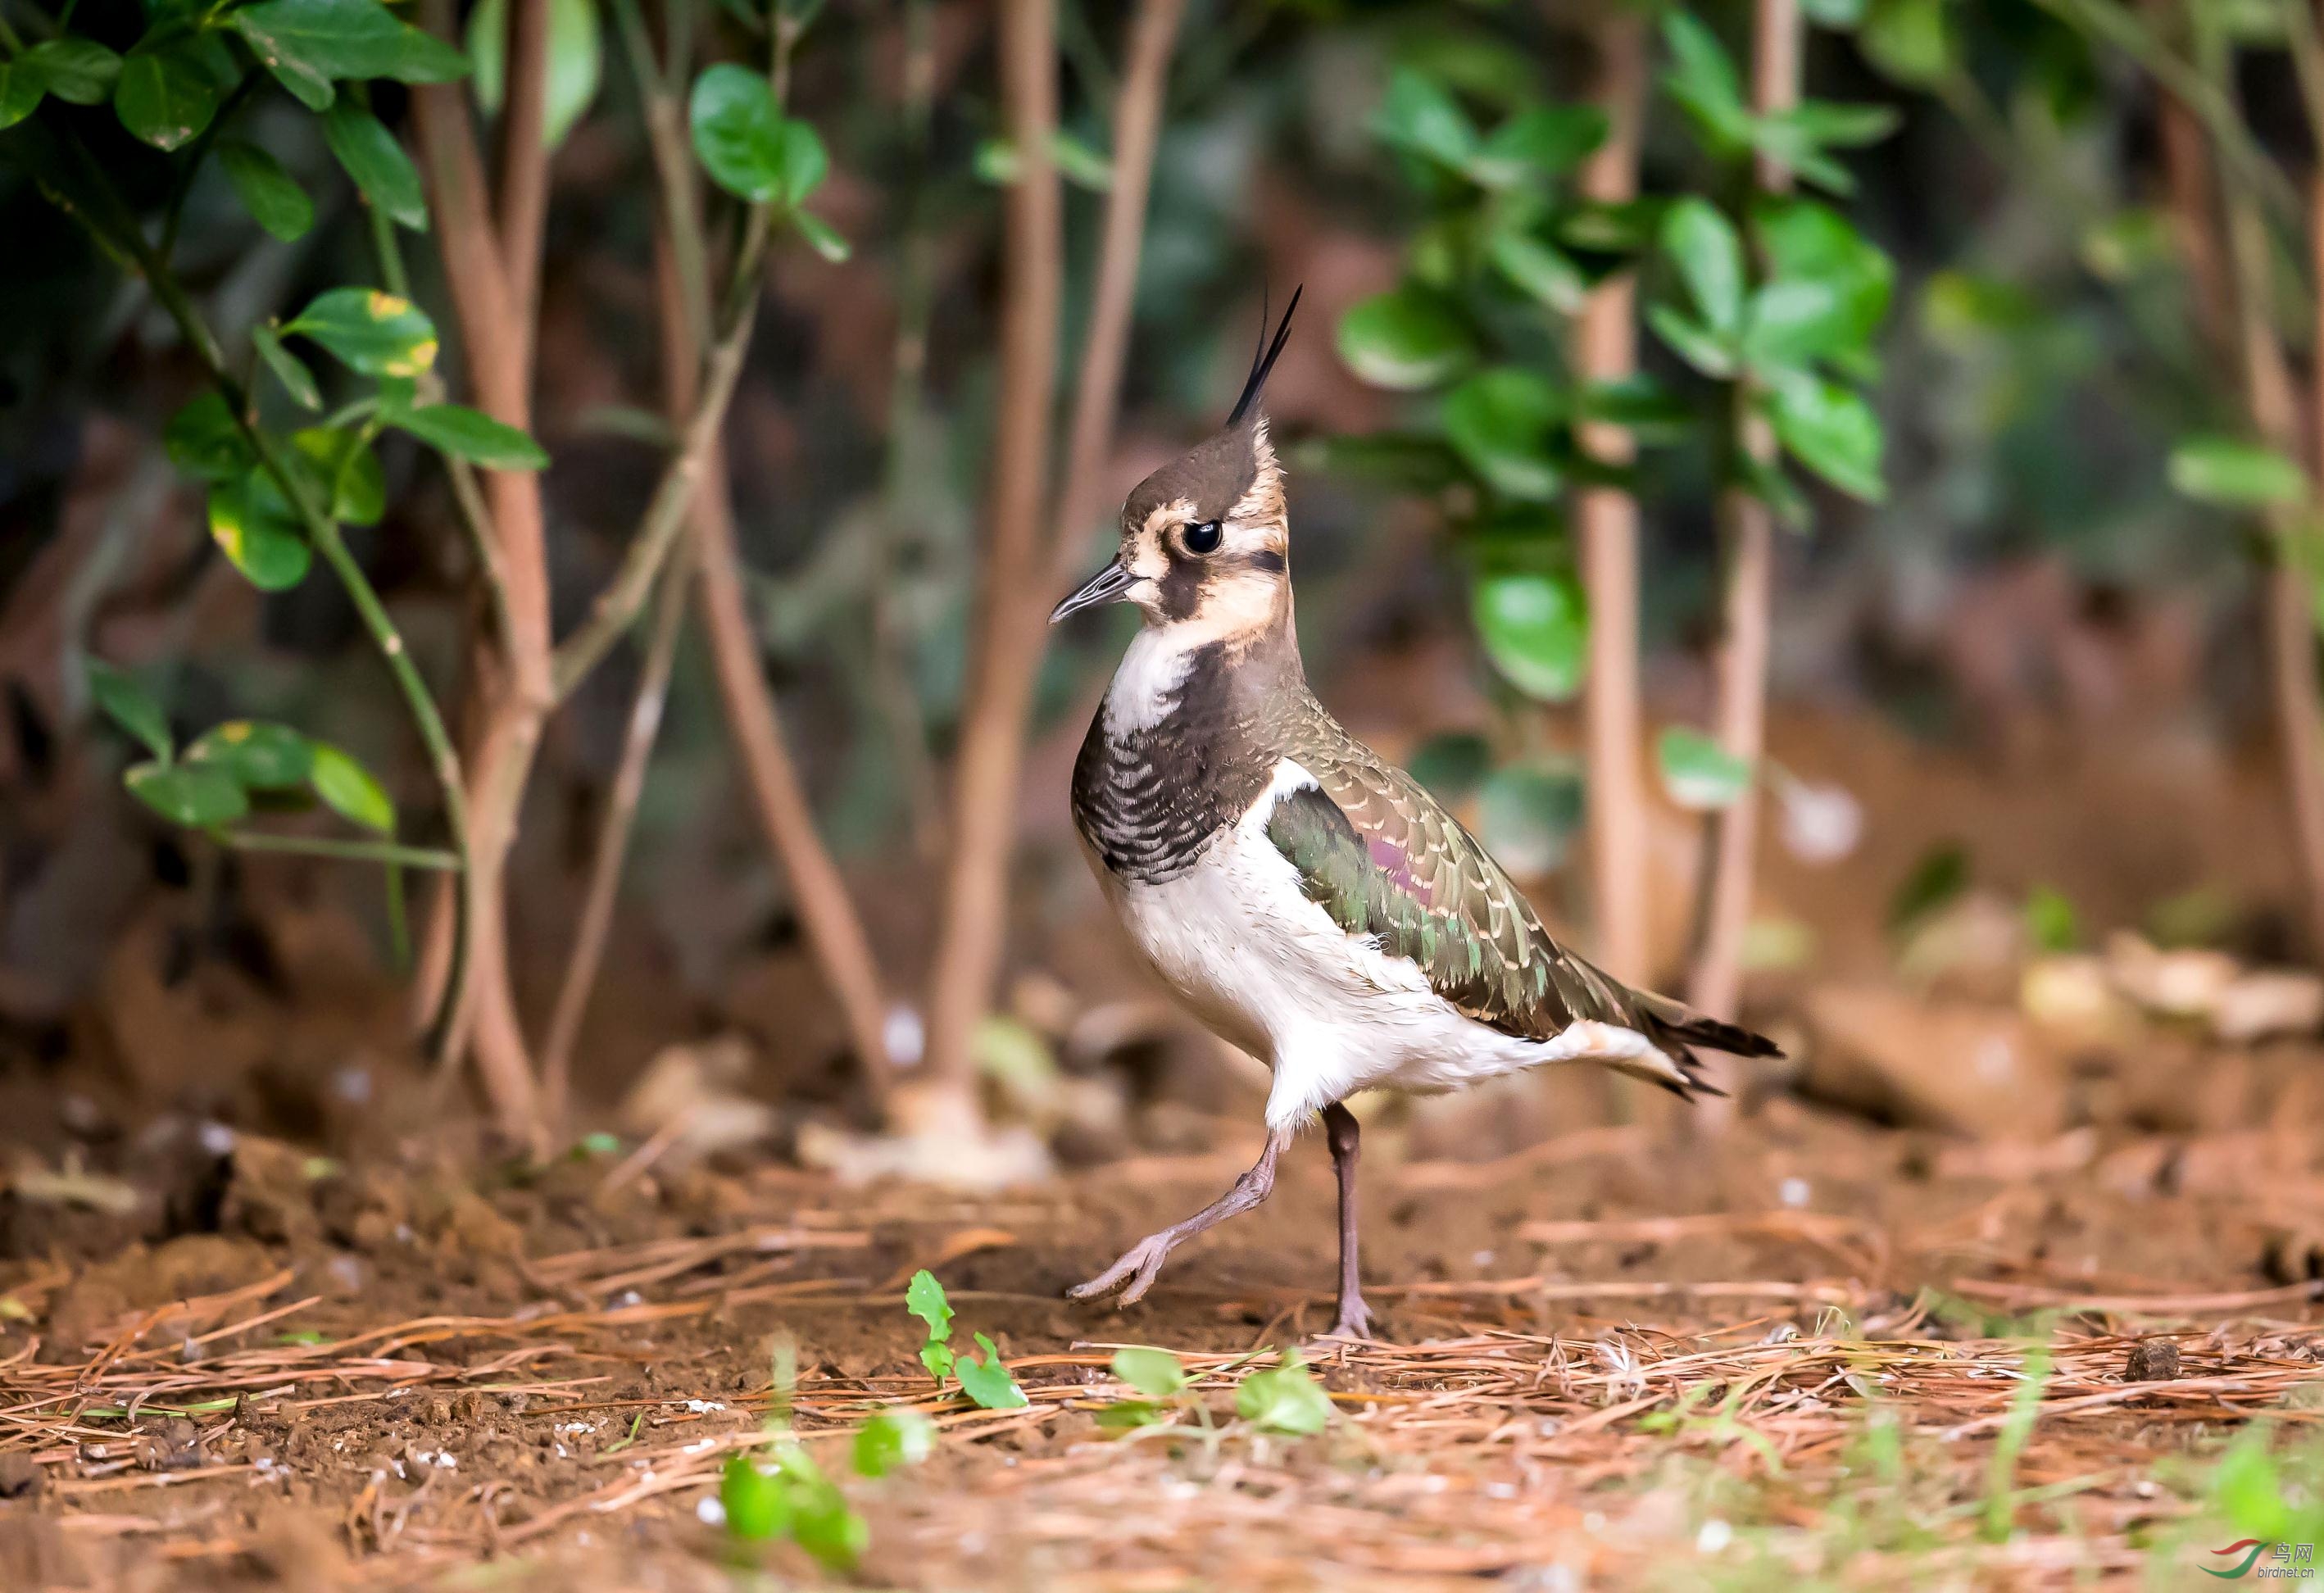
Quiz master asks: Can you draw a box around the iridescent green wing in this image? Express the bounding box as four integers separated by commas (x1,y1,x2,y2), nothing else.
1262,742,1630,1041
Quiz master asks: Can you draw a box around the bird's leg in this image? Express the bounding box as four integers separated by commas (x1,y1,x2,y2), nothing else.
1320,1101,1373,1339
1068,1126,1294,1307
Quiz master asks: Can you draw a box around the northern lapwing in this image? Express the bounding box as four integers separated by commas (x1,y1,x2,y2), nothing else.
1051,289,1780,1338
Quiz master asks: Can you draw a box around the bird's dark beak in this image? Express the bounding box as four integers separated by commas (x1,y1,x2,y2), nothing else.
1049,558,1133,624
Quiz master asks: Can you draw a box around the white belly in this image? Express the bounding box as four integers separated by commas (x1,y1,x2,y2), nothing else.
1096,761,1621,1129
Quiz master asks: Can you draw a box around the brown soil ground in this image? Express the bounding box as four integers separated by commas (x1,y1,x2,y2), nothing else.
3,1087,2320,1591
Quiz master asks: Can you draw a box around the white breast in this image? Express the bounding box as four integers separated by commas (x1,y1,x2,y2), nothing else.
1100,760,1595,1130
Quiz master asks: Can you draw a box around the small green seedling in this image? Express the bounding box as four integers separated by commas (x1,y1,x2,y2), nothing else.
906,1269,1027,1409
1098,1345,1197,1433
718,1341,928,1573
1234,1353,1333,1436
720,1444,865,1572
851,1409,937,1478
906,1267,955,1379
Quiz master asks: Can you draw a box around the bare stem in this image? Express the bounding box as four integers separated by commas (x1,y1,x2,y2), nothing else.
911,7,1056,1111
1046,0,1187,588
539,542,692,1126
1572,9,1650,992
592,1,897,1100
495,0,554,370
1686,0,1800,1122
2197,4,2324,960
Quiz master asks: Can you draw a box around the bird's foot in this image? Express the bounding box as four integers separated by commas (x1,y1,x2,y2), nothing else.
1321,1292,1374,1342
1066,1230,1179,1307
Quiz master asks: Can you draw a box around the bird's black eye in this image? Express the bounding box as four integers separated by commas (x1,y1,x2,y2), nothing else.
1182,520,1223,555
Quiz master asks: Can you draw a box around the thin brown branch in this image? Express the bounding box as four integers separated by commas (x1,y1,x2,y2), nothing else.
913,0,1069,1126
693,448,899,1106
599,4,896,1101
1572,9,1650,1012
495,0,555,373
1046,0,1187,588
539,542,691,1128
1687,0,1800,1112
411,0,555,1141
548,236,766,700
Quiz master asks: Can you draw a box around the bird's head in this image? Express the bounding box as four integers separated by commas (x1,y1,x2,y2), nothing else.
1051,288,1301,646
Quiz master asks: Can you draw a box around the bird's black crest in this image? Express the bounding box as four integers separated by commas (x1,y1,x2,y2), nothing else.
1225,284,1303,428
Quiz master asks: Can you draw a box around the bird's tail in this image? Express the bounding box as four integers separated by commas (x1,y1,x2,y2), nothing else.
1621,992,1783,1101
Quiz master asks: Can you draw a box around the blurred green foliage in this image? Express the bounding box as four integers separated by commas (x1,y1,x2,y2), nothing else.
4,0,2318,947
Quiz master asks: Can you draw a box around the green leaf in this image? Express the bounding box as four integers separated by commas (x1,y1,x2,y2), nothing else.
719,1453,788,1543
1777,99,1901,148
126,761,249,828
289,428,386,524
234,0,470,101
252,324,325,411
1470,104,1607,186
287,287,439,377
1804,0,1868,22
689,63,826,205
1051,129,1112,190
1337,286,1474,391
1477,760,1584,876
1369,66,1477,171
86,660,173,763
1645,305,1737,379
851,1409,936,1478
919,1341,954,1380
1094,1400,1165,1432
1753,199,1894,363
0,56,46,131
1660,197,1745,336
467,0,601,148
1888,841,1968,933
2080,207,2174,282
1234,1355,1331,1436
1859,0,1955,87
388,402,548,470
1111,1346,1187,1398
1661,11,1753,152
24,39,122,105
166,393,255,482
972,132,1111,190
954,1334,1027,1410
1765,371,1885,500
791,210,851,263
114,39,225,152
905,1268,953,1342
186,721,315,790
1558,198,1662,254
2167,435,2309,508
1487,228,1588,315
765,1446,865,1572
1736,449,1813,530
218,142,316,243
1442,368,1563,502
1578,374,1694,442
208,475,314,591
324,98,429,231
1657,727,1752,810
1472,567,1586,701
1742,279,1849,373
310,742,396,833
2025,885,2079,953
